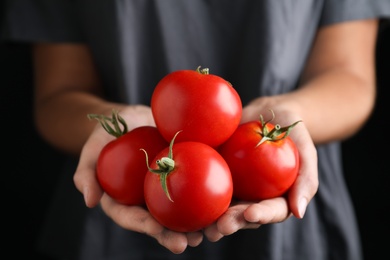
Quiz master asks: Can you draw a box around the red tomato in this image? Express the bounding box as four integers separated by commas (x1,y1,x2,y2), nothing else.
143,133,233,232
218,112,300,201
90,110,168,205
151,66,242,148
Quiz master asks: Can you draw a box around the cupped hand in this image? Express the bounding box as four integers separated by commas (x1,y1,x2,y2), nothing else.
203,96,319,242
72,98,319,250
73,105,203,254
99,194,203,254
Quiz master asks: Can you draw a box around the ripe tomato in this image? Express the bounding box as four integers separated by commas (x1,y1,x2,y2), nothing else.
151,66,242,148
218,111,301,201
89,110,168,205
143,132,233,232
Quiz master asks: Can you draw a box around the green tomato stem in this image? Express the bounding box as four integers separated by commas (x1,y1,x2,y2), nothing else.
256,109,302,147
141,130,182,202
87,109,128,138
196,65,209,75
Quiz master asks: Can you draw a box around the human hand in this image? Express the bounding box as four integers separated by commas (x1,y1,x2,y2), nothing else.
73,105,203,254
99,195,204,253
203,96,318,242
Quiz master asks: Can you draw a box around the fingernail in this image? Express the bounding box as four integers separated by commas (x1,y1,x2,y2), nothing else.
83,187,89,207
298,198,307,218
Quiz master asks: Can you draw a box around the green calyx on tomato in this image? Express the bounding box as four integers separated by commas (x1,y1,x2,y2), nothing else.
257,109,302,146
87,109,127,138
141,131,182,202
196,65,209,75
196,65,234,86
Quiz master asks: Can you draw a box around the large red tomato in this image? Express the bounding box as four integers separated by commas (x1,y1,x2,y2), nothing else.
90,110,168,205
151,66,242,148
218,111,301,201
143,132,233,232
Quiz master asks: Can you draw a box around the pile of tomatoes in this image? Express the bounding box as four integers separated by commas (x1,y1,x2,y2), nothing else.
90,66,300,232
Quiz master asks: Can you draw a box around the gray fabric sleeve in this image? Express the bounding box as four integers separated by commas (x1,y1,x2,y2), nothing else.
320,0,390,26
1,0,84,43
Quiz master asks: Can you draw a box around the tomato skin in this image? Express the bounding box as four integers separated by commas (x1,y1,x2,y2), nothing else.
144,141,233,232
151,68,242,148
97,126,168,205
218,121,299,201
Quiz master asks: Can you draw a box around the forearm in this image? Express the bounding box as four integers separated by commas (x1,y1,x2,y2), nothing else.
32,43,129,156
34,91,123,156
272,19,378,144
288,67,375,144
244,67,375,145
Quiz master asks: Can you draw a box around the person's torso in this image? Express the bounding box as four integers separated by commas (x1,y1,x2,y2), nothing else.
76,0,321,105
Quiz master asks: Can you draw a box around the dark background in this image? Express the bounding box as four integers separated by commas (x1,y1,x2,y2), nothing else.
1,19,389,260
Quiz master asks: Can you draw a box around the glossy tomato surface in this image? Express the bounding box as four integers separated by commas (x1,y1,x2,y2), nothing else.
151,67,242,148
218,121,299,201
144,141,233,232
97,126,168,205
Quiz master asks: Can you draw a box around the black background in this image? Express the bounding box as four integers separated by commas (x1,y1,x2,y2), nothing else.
1,18,389,260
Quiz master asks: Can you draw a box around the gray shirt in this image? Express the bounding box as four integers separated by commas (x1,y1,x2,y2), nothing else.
3,0,390,259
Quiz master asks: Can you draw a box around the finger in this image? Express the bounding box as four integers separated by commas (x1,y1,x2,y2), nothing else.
186,231,203,247
101,194,164,235
244,197,292,224
288,126,319,218
216,203,260,236
100,195,189,254
203,223,224,242
73,121,116,207
288,165,318,218
154,229,189,254
73,167,103,208
73,137,106,208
